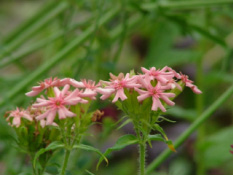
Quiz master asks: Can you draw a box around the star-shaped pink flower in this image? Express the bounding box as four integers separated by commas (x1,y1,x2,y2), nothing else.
141,67,174,84
178,73,202,94
135,75,175,112
32,85,87,125
97,73,141,103
6,107,32,127
26,77,69,97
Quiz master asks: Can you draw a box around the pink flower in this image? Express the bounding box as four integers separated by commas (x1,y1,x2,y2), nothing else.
97,73,140,103
40,119,58,128
80,79,99,99
32,85,87,125
68,78,85,88
6,107,32,127
26,77,66,97
179,73,202,94
135,75,175,112
141,67,174,84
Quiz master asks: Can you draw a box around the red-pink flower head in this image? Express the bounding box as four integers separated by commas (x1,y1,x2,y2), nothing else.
32,85,87,125
141,67,174,84
26,77,65,97
135,75,175,112
179,73,202,94
6,107,32,127
97,73,141,103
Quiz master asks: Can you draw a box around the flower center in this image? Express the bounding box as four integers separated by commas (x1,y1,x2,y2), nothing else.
149,87,161,97
114,80,125,89
150,70,159,76
54,99,63,107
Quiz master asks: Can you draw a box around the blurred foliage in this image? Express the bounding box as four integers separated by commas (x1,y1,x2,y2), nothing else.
1,0,233,175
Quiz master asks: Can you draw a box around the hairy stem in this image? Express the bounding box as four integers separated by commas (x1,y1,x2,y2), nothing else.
139,142,146,175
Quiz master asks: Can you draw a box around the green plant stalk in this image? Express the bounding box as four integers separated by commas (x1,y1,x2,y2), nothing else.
141,0,233,10
2,1,58,44
0,1,69,60
139,142,146,175
60,149,71,175
0,7,120,107
196,59,205,175
0,19,91,68
145,84,233,174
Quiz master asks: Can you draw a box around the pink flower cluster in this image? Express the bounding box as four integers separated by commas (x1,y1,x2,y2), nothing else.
27,78,99,126
97,67,201,112
6,66,201,128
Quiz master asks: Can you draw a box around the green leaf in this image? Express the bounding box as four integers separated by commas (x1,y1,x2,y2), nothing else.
117,119,132,130
153,124,176,152
33,141,64,168
199,126,233,168
145,20,200,67
166,106,196,121
148,134,165,142
157,116,176,123
97,134,139,169
189,23,227,48
73,144,108,166
85,170,96,175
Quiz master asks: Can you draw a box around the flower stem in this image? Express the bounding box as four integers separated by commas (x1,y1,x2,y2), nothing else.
60,149,71,175
145,84,233,174
139,142,146,175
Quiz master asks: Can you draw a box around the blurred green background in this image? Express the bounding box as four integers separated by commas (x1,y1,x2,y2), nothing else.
0,0,233,175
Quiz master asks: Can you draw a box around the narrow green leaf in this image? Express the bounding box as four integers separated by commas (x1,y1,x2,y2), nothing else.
0,7,120,107
2,1,58,44
117,119,132,130
157,116,176,123
189,24,227,48
0,19,91,68
141,0,233,11
166,106,196,121
148,134,165,142
73,144,108,165
97,134,139,169
33,141,64,168
0,1,70,60
85,170,96,175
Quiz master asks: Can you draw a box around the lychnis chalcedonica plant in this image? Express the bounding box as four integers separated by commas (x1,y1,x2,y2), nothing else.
5,78,108,175
97,66,201,175
4,66,201,175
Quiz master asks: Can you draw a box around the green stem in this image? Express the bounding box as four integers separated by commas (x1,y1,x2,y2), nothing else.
196,59,205,174
139,142,146,175
60,149,71,175
145,84,233,174
141,0,233,11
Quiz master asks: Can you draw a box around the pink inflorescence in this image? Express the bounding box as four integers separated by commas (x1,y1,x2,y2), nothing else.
7,66,201,128
97,66,201,112
25,78,99,126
